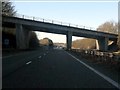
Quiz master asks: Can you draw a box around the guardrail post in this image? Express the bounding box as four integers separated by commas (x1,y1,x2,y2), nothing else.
22,15,24,19
52,20,54,24
61,22,62,25
69,23,70,26
76,25,78,27
33,17,35,20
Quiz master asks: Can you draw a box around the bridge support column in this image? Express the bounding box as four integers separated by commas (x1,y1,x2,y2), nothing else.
66,31,72,50
16,24,30,49
97,37,109,51
96,40,99,50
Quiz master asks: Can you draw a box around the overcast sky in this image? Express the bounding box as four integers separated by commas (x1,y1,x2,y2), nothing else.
12,1,118,43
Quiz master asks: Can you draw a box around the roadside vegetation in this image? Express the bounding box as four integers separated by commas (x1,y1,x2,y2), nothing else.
28,32,40,48
2,1,40,49
72,21,119,52
118,23,120,49
71,21,120,71
71,49,120,71
39,38,53,46
2,1,16,16
72,38,96,50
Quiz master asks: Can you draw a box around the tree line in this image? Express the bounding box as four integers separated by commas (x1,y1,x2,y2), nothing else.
2,1,120,51
72,21,119,51
2,1,40,49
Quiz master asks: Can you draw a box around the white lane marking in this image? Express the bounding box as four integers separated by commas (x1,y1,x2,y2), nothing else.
65,51,120,89
26,61,32,65
38,56,41,58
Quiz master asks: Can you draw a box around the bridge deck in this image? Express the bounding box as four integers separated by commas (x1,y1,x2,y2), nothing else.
2,15,118,41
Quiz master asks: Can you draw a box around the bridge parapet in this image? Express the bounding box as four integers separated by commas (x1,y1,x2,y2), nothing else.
2,14,118,51
4,13,97,30
2,13,118,37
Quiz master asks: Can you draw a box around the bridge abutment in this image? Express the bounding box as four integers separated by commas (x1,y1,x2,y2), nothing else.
66,31,72,50
16,24,30,49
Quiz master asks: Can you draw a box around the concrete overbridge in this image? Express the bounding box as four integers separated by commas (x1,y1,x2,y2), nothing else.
2,15,118,51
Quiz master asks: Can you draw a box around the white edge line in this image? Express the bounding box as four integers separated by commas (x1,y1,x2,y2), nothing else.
2,55,16,59
65,51,120,89
26,61,32,65
2,52,27,59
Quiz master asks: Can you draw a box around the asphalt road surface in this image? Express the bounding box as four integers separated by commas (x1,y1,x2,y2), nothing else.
2,47,120,88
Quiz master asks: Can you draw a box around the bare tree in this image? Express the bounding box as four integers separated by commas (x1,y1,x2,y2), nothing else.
117,23,120,49
2,0,16,16
97,21,118,34
29,32,40,48
72,38,96,49
97,21,120,50
39,38,53,46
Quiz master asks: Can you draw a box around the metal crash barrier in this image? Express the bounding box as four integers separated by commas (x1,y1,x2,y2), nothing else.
71,49,120,62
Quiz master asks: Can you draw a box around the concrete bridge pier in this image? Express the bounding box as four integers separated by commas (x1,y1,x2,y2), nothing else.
66,31,72,50
97,37,109,51
16,24,30,49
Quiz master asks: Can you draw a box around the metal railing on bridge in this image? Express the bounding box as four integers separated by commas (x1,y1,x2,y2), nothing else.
3,13,118,34
13,13,96,30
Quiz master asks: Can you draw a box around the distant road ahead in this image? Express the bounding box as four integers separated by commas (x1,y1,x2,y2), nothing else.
2,48,119,88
